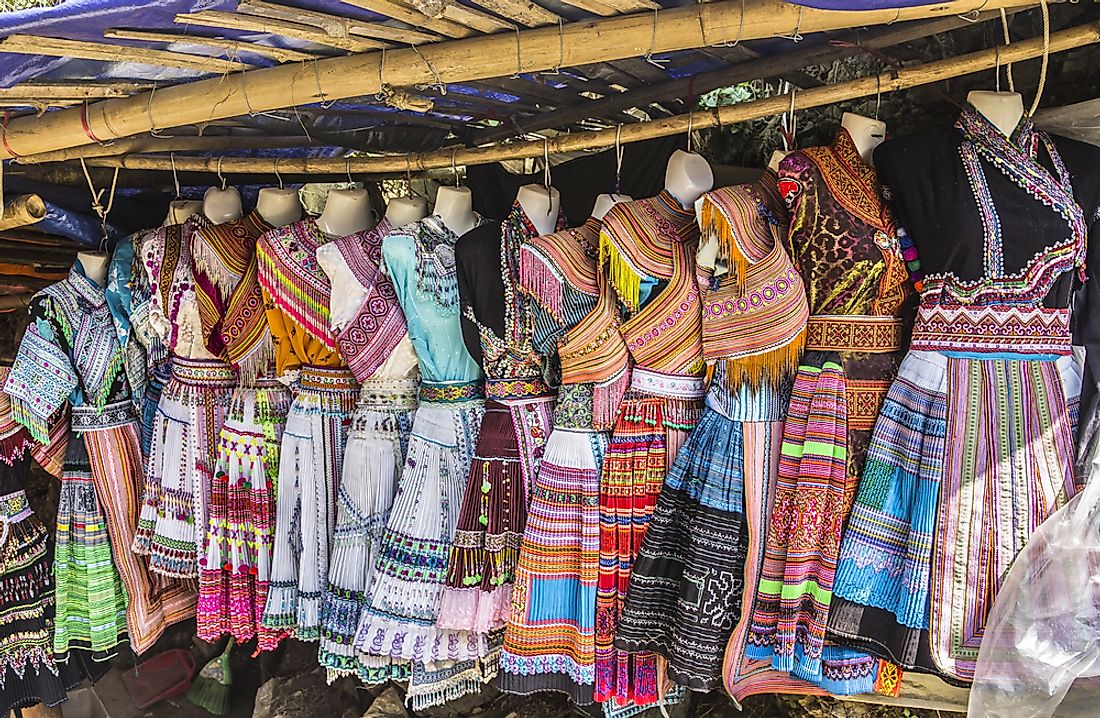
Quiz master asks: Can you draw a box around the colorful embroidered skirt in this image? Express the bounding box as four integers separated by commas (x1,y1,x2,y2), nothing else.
319,378,417,682
615,382,789,692
198,381,292,647
140,359,171,458
499,427,607,705
438,388,553,636
595,368,704,708
263,366,358,643
830,305,1078,683
134,357,235,579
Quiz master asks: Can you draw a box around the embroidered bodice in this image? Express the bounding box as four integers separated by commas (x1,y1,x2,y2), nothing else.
382,215,482,385
780,129,912,319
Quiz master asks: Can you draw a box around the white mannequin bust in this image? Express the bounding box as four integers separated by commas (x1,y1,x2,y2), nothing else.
256,187,303,227
515,184,561,236
967,90,1025,138
435,185,477,237
202,186,243,224
841,112,887,166
76,250,109,288
317,188,373,237
164,199,202,226
591,193,631,221
664,149,714,209
767,149,790,173
385,195,428,229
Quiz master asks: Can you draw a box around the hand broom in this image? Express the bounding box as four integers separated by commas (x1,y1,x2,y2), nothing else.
187,637,235,715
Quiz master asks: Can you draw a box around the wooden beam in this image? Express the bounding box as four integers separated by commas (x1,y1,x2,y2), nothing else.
472,11,1002,143
104,28,319,64
0,196,46,232
437,3,515,34
175,11,389,53
0,82,149,102
0,0,1039,159
337,0,477,38
236,0,443,45
466,0,562,28
0,34,257,75
15,135,326,165
82,21,1100,175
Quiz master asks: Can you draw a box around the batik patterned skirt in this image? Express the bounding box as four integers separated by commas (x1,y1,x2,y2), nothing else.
198,380,292,647
595,368,704,708
499,426,607,705
616,380,788,692
134,357,235,579
319,378,417,682
263,366,358,643
438,382,553,636
830,305,1079,684
745,315,902,694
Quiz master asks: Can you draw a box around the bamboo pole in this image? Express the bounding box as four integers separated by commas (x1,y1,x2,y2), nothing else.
0,195,47,232
80,21,1100,176
0,35,256,74
0,0,1036,160
17,135,325,165
0,82,150,102
175,11,390,52
236,0,444,45
103,29,319,64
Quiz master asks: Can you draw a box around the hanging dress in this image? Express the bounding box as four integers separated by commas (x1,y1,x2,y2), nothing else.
126,228,172,459
189,212,294,648
257,218,360,645
829,109,1100,684
616,175,809,692
133,215,238,579
317,217,421,682
595,190,706,708
354,215,486,710
499,216,631,704
6,264,196,657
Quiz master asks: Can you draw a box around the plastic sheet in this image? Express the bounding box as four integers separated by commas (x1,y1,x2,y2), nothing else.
969,449,1100,718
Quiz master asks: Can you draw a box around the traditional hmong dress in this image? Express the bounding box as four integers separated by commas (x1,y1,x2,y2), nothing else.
354,215,485,710
125,228,171,458
258,219,359,645
6,265,196,657
829,110,1100,684
500,216,631,704
741,129,914,695
595,190,707,708
134,215,238,579
317,218,421,681
616,176,809,692
189,212,295,648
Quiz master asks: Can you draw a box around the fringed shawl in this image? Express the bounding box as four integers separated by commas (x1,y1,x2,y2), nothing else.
257,218,338,351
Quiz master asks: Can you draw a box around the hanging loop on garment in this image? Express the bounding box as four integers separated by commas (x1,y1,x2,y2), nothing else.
543,137,552,191
274,157,284,190
170,153,182,199
346,157,354,186
79,157,119,251
874,73,883,120
451,148,460,187
999,8,1016,92
1030,0,1050,116
216,156,227,191
614,123,624,194
686,113,694,153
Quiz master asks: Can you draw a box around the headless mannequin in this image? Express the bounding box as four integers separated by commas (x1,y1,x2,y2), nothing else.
435,186,477,237
76,251,109,288
202,186,243,224
256,187,303,227
841,112,887,166
317,188,373,237
592,193,631,222
164,200,202,226
768,150,789,173
664,149,715,209
386,195,428,229
515,184,561,236
967,90,1025,138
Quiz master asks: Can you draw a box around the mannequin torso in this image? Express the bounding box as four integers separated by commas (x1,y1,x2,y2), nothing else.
76,250,109,287
202,187,243,223
164,199,202,226
515,184,561,236
256,187,304,227
966,90,1025,138
840,112,887,165
591,193,631,221
664,149,715,208
317,188,373,237
768,150,790,173
435,186,477,237
385,196,428,229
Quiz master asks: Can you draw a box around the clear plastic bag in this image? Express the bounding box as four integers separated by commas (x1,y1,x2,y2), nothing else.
969,450,1100,718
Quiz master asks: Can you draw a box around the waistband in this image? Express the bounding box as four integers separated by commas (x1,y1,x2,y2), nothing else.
0,490,31,522
299,365,359,394
418,380,484,405
359,378,419,409
485,376,554,402
170,356,237,386
911,304,1071,355
72,399,136,431
630,367,706,400
805,315,903,354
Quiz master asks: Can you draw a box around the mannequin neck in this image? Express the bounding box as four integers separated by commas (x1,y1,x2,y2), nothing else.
256,187,303,227
515,184,561,236
76,251,109,288
317,188,373,237
164,199,202,226
385,195,429,229
591,193,631,221
767,150,789,173
841,112,886,166
967,90,1025,138
435,186,477,237
664,149,714,209
202,186,243,223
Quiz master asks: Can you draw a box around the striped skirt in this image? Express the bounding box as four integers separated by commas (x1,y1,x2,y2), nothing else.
318,378,416,682
198,381,292,648
134,357,235,579
499,427,607,705
262,366,358,644
831,305,1079,683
